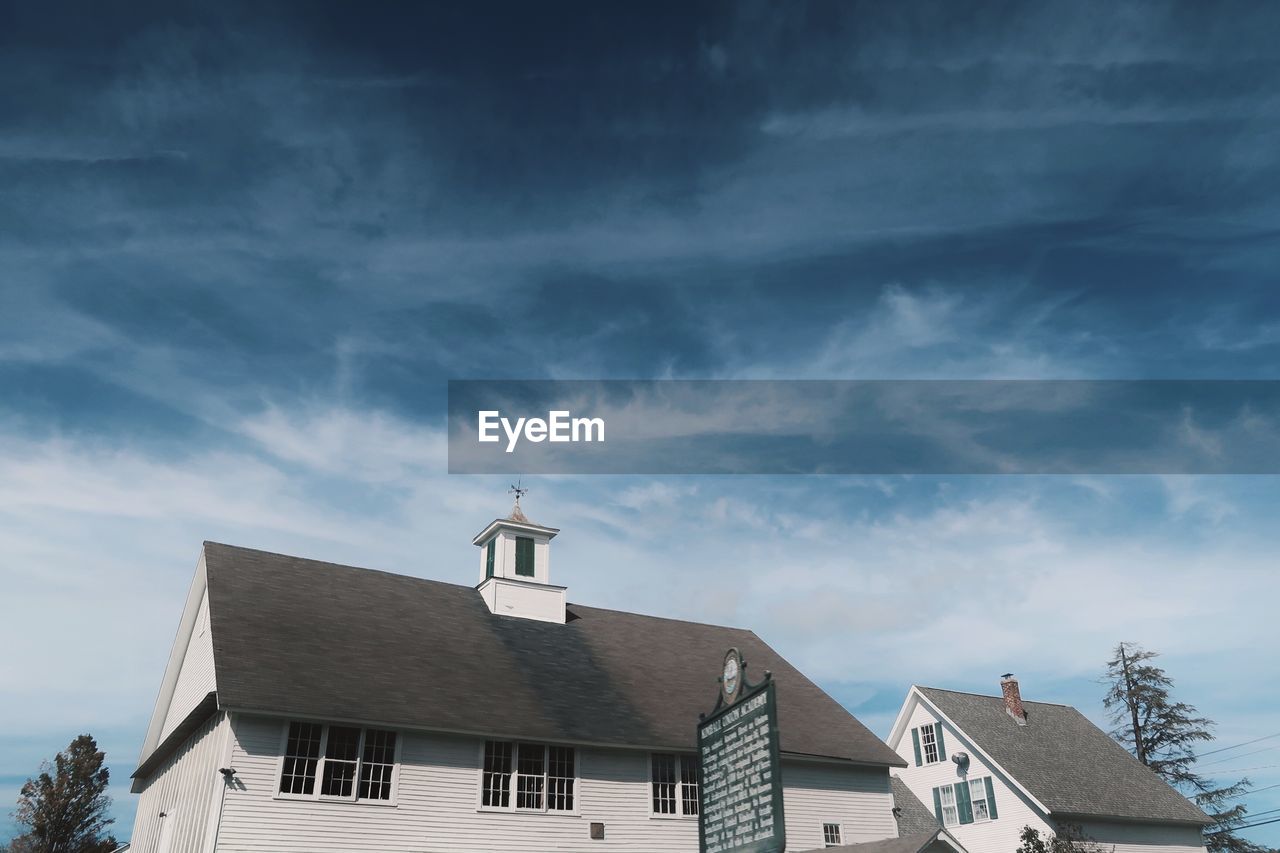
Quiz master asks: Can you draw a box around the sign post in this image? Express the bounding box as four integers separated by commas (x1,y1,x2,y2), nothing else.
697,648,785,853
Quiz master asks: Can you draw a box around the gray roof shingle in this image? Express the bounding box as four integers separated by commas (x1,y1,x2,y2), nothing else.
820,829,954,853
200,542,904,767
918,687,1209,825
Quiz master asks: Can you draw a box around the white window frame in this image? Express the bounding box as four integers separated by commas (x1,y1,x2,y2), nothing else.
649,753,699,819
938,783,958,827
476,741,579,815
919,725,939,764
823,821,843,847
969,777,992,823
273,721,402,806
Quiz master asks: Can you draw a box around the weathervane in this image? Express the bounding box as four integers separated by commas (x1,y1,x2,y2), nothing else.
508,479,529,505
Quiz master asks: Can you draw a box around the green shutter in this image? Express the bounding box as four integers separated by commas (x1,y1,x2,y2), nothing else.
932,786,943,824
485,539,495,579
984,776,998,820
515,537,535,577
955,781,974,825
911,728,922,766
934,722,947,762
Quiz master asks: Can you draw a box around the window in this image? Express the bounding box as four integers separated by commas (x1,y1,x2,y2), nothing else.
278,722,397,802
515,536,535,577
482,741,512,808
913,722,945,765
482,742,575,812
516,742,545,809
320,725,361,797
360,729,397,801
548,746,575,811
485,539,495,579
938,784,958,826
969,777,997,822
280,722,322,795
920,725,939,764
823,822,843,846
651,753,699,817
933,777,998,826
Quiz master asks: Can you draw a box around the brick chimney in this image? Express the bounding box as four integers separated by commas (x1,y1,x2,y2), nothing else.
1001,673,1027,725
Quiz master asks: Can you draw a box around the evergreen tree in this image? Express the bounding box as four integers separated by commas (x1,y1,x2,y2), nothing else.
1103,642,1272,853
10,734,117,853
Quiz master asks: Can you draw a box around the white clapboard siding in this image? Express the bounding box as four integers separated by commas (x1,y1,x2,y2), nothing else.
131,711,229,853
1075,820,1207,853
892,697,1054,853
160,589,217,742
214,714,900,853
781,761,897,850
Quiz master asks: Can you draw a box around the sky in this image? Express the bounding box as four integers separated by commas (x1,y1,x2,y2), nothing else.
2,0,1280,846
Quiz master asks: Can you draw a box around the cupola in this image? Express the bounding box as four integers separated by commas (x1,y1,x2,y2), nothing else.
472,497,564,624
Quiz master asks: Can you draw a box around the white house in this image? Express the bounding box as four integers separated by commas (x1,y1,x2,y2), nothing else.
128,503,926,853
886,677,1211,853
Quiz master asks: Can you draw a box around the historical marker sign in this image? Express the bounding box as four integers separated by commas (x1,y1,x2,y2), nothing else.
697,649,785,853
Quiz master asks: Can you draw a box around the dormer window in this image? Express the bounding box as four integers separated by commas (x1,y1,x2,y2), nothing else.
485,539,496,579
515,536,535,577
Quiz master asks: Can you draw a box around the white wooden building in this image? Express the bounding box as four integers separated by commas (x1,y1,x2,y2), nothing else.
886,677,1211,853
128,505,922,853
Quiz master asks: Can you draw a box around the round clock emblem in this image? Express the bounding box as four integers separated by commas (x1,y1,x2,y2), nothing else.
722,649,741,701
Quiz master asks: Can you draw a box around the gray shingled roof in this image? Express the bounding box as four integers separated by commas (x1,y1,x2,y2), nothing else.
820,829,955,853
893,775,942,836
918,687,1209,825
199,542,904,767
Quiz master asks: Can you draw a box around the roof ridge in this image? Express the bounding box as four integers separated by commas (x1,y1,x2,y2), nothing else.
203,541,466,589
203,540,752,631
569,602,752,632
917,684,1073,708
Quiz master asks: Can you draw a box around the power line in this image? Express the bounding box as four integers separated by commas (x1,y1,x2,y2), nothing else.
1200,745,1279,768
1207,763,1280,774
1197,732,1280,759
1208,816,1280,834
1223,782,1280,800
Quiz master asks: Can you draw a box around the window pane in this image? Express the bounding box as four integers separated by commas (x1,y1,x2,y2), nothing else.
482,741,512,808
358,729,397,801
485,540,495,578
321,726,361,797
920,726,938,764
680,756,699,816
281,722,323,795
824,823,842,846
651,753,677,815
516,743,545,810
547,746,575,811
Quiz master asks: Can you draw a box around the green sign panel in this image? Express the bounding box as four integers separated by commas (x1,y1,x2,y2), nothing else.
697,651,785,853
